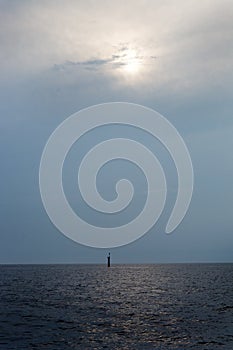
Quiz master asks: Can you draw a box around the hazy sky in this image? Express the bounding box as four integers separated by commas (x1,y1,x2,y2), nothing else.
1,0,233,263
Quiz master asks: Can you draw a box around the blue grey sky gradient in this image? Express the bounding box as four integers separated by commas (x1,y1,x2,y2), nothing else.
1,0,233,263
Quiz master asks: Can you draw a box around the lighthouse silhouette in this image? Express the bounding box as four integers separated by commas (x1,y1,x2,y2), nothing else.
107,252,111,267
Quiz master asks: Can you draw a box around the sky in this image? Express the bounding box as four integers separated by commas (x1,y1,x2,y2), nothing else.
1,0,233,263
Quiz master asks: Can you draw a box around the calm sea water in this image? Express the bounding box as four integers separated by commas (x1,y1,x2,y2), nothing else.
0,264,233,349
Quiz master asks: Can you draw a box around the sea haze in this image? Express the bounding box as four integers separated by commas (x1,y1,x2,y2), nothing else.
0,264,233,349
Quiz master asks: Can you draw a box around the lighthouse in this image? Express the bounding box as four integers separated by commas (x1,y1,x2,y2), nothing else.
107,252,111,267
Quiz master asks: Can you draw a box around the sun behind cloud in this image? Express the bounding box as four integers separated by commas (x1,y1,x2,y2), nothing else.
121,49,142,75
104,47,145,82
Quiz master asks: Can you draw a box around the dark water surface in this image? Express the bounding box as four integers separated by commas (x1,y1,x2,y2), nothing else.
0,264,233,349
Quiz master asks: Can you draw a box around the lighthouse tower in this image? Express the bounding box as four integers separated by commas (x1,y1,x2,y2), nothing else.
107,252,111,267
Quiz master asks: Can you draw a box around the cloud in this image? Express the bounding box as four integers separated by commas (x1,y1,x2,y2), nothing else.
53,48,157,73
53,58,113,71
0,0,232,102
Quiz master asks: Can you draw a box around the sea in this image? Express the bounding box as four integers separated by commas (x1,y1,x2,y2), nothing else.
0,264,233,349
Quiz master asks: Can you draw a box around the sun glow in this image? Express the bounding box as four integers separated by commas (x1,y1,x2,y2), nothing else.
118,49,142,76
123,59,141,74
